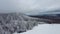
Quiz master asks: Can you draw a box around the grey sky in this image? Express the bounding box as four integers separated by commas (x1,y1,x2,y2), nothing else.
0,0,60,13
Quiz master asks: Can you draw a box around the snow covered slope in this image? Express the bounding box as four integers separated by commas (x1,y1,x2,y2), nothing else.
0,12,60,34
14,24,60,34
0,12,47,34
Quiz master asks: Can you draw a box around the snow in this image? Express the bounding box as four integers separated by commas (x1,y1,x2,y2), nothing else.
0,12,60,34
14,24,60,34
0,12,48,34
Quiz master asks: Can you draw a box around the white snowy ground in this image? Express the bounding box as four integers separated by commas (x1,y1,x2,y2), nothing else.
14,24,60,34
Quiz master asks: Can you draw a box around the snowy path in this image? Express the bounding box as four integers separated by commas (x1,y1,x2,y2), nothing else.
14,24,60,34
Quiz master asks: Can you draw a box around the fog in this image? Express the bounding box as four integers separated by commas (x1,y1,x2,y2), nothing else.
0,0,60,34
0,0,60,13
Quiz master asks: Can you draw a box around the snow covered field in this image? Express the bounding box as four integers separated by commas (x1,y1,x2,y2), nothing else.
14,24,60,34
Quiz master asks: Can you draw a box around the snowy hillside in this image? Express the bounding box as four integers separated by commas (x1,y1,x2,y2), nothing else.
0,12,48,34
17,24,60,34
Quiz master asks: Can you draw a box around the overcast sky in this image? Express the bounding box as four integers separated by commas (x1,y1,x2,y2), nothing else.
0,0,60,13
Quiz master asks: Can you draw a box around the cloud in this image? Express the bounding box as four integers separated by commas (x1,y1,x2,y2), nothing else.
18,0,60,13
0,0,60,13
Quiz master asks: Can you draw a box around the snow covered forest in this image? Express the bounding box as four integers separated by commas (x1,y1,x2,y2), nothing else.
0,0,60,34
0,12,48,34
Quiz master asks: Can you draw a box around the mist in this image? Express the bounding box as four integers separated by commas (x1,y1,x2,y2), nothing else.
0,0,60,13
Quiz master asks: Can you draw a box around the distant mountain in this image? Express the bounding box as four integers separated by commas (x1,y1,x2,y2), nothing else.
27,9,60,23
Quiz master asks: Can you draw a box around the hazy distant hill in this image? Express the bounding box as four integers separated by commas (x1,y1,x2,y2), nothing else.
27,9,60,23
28,13,60,23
